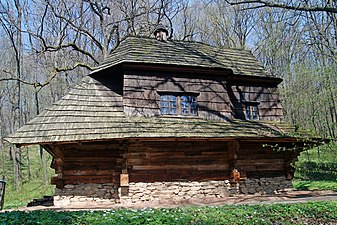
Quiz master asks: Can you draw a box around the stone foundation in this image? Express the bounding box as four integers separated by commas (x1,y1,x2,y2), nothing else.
54,183,119,207
120,180,232,204
238,177,292,195
53,177,292,207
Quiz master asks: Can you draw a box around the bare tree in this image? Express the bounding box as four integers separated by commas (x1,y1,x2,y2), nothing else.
224,0,337,14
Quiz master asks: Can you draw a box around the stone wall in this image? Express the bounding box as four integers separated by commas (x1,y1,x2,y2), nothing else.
120,180,232,204
53,177,292,207
54,183,119,207
238,177,292,195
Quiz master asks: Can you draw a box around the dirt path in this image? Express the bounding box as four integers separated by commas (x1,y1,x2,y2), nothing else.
4,190,337,212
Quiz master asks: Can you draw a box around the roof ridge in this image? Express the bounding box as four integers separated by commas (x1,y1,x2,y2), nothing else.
122,36,252,52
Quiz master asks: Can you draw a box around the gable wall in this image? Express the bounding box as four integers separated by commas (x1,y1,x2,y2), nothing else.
122,69,283,121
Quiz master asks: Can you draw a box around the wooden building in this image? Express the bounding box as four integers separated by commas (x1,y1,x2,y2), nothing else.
6,28,321,206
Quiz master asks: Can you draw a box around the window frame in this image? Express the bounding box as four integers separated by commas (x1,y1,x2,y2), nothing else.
243,102,260,121
159,92,199,116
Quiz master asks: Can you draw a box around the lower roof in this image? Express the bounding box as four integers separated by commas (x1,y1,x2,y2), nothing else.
5,76,317,146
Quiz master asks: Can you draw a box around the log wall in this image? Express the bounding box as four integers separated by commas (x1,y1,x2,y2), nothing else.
53,141,125,185
48,140,295,188
237,142,288,178
127,140,229,183
123,70,283,121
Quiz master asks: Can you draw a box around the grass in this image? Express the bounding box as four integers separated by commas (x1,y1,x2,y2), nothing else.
293,180,337,191
0,201,336,224
4,180,54,209
293,143,337,191
0,145,54,209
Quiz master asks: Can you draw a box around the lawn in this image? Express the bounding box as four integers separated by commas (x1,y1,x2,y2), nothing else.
1,201,337,225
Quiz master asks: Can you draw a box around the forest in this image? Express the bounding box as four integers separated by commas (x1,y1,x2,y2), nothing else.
0,0,336,194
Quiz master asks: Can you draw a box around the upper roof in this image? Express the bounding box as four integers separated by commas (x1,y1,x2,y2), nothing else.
5,76,315,146
92,37,272,77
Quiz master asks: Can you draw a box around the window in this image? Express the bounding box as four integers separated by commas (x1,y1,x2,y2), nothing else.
160,94,197,116
245,104,259,120
160,95,177,115
181,96,197,115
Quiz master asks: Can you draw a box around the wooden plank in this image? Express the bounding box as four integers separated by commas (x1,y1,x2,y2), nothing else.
129,170,230,182
120,174,129,186
63,175,113,184
63,169,114,176
131,164,228,170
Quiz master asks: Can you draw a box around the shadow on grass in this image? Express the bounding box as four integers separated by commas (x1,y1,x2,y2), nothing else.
294,181,312,191
293,180,337,191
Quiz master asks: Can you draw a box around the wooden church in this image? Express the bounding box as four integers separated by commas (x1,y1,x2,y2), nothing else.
6,27,321,206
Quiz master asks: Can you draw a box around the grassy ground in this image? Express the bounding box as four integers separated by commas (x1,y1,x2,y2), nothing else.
293,142,337,191
293,180,337,191
1,201,337,224
1,145,54,209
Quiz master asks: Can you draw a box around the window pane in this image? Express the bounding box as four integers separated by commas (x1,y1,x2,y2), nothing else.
181,96,189,115
169,95,177,114
252,106,258,120
160,95,167,101
160,95,170,115
245,105,251,120
161,107,168,114
190,97,197,115
169,95,176,101
170,107,177,114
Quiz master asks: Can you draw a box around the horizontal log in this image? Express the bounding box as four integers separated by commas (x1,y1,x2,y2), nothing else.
131,164,228,171
237,159,284,166
128,158,229,166
63,169,114,176
63,175,113,184
129,170,229,182
63,163,115,170
65,157,118,162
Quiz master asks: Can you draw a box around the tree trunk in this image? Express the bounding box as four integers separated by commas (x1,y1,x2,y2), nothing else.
0,122,4,176
10,144,21,189
35,89,48,185
40,146,49,185
26,147,31,178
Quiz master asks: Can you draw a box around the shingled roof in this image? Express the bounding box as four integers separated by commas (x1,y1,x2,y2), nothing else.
6,75,312,146
6,36,317,146
93,37,271,77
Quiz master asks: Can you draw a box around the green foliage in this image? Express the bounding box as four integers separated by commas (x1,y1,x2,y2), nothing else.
293,143,337,190
0,145,54,209
4,180,54,209
295,161,337,181
293,181,337,191
0,201,336,224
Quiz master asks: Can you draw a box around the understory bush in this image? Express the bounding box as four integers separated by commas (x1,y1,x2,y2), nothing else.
295,161,337,181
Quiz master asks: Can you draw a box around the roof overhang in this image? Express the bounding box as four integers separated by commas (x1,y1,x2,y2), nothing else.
92,62,283,86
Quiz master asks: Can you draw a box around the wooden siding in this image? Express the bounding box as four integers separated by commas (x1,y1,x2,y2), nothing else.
237,142,288,178
48,140,296,187
123,70,283,121
55,142,125,185
127,140,229,182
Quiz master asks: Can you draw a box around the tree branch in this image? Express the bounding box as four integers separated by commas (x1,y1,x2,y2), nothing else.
225,0,337,13
54,62,95,72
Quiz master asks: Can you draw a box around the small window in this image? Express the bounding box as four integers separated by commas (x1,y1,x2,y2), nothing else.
160,94,197,116
160,95,177,115
245,105,259,120
181,96,197,115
